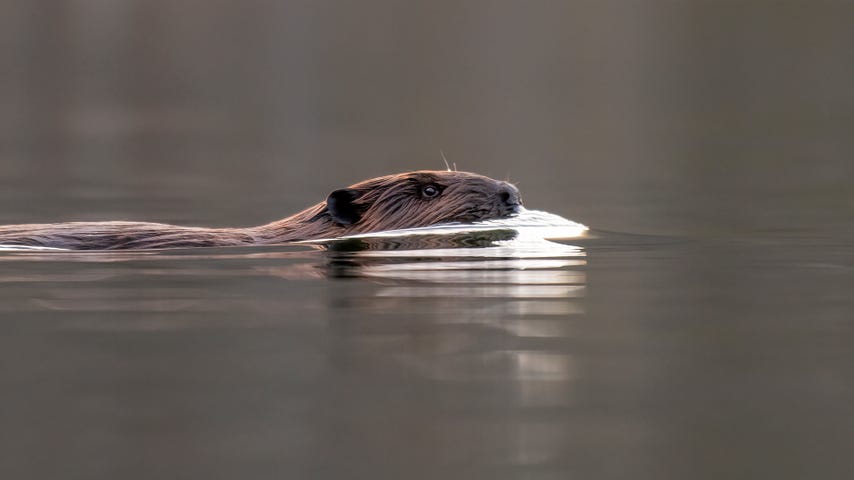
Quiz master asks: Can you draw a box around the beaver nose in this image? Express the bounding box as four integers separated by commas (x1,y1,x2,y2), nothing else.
498,182,522,209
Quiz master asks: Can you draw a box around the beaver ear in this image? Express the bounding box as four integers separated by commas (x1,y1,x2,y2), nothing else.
326,188,362,225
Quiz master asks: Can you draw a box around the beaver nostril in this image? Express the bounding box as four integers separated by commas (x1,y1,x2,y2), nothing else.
498,183,521,206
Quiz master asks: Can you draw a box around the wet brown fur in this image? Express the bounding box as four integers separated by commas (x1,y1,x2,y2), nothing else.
0,171,521,250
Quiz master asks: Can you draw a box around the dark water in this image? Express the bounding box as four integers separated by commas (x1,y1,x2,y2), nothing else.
2,1,854,479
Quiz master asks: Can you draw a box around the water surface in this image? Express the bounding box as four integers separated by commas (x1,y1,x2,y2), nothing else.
2,1,854,479
2,211,852,480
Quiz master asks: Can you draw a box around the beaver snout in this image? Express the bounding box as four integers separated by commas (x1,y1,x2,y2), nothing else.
497,182,522,214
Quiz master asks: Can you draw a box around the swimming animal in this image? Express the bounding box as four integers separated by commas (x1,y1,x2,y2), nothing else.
0,171,522,250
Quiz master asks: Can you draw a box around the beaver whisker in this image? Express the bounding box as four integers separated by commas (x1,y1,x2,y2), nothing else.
439,150,458,172
441,150,451,172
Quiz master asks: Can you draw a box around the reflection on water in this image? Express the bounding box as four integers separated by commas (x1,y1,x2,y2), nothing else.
3,210,854,479
320,210,587,302
318,212,587,392
4,209,854,480
0,210,589,477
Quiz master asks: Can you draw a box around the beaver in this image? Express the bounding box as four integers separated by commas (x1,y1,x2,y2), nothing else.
0,170,522,250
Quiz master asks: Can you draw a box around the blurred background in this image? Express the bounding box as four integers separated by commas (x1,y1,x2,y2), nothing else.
2,0,851,235
2,2,854,480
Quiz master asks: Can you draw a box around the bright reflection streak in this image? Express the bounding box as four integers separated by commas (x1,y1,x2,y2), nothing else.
496,300,584,316
0,245,68,252
359,259,584,270
319,208,588,241
364,270,585,284
510,351,578,380
327,209,588,298
401,350,578,382
376,285,584,298
307,208,588,259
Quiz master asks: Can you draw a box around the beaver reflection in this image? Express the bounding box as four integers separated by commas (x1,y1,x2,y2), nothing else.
0,171,521,251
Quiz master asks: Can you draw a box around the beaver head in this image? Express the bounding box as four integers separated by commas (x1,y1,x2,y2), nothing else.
323,170,522,233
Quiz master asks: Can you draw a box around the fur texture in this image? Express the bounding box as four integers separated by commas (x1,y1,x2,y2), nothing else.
0,171,521,250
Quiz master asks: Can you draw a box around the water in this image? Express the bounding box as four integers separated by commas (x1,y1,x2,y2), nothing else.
2,210,852,479
2,1,854,479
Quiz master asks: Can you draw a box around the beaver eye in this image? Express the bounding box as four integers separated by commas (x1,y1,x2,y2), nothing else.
421,184,440,198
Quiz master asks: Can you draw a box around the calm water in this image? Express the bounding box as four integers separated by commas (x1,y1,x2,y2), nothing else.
2,1,854,479
2,213,852,479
